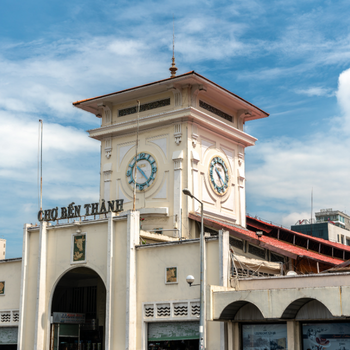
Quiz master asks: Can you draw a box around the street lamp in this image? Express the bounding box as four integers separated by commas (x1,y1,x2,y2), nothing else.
182,188,206,350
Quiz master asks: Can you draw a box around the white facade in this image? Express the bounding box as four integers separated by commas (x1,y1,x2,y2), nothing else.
1,72,350,350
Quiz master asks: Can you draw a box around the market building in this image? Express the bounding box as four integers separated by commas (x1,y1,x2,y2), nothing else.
1,71,350,350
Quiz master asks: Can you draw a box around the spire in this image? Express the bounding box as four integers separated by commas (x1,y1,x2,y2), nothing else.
169,17,178,78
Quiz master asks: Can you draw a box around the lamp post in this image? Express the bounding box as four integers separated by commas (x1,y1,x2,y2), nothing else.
183,188,205,350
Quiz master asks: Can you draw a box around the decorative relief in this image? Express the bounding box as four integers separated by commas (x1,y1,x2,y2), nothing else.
174,303,188,317
0,311,20,324
143,300,200,320
174,123,182,145
1,312,10,323
199,100,233,122
191,302,200,317
174,91,182,106
105,138,112,159
144,305,154,318
97,102,113,124
157,304,171,317
118,98,170,117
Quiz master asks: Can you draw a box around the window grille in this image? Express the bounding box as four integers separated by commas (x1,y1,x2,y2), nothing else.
248,244,265,259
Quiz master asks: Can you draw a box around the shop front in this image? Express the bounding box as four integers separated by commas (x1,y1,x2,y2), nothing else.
147,322,199,350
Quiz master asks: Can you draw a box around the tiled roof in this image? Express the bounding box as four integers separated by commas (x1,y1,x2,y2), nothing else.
189,213,343,266
72,71,269,116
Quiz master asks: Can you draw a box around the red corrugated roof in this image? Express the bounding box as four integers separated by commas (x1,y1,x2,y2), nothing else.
189,213,343,266
247,215,350,253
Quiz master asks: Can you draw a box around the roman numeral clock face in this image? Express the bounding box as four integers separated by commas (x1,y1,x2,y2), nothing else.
126,153,157,191
209,156,230,196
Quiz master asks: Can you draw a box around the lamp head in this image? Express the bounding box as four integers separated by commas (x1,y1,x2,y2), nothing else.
183,188,193,198
186,275,195,286
256,231,263,238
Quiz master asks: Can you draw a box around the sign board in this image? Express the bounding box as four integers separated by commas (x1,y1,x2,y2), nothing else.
148,321,199,341
53,312,85,324
0,327,18,344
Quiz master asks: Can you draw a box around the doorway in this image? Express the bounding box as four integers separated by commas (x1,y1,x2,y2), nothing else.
51,267,106,350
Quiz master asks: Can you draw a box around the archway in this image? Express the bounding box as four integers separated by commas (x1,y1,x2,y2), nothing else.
219,300,265,320
50,267,106,350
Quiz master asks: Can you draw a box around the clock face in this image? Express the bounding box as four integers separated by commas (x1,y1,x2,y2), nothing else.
126,152,157,191
209,156,229,196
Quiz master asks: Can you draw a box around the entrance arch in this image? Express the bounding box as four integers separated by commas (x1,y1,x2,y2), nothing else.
50,267,106,350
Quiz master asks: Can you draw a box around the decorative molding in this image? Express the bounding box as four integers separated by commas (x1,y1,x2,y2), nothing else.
191,150,200,169
148,136,167,159
118,98,170,117
191,124,199,147
167,85,182,107
173,149,184,170
191,84,207,107
119,142,136,166
97,102,113,124
103,163,113,182
174,123,182,145
201,138,215,160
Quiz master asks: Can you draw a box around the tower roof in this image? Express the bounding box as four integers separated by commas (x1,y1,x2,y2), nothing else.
73,71,269,122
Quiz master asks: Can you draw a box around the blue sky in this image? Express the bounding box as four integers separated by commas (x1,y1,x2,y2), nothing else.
1,0,350,258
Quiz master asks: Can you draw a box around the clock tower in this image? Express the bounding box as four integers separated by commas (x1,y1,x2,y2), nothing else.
73,71,268,239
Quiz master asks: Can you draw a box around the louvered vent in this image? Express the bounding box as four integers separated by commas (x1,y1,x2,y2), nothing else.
157,304,170,317
191,303,200,317
1,313,11,323
174,303,188,317
144,305,154,318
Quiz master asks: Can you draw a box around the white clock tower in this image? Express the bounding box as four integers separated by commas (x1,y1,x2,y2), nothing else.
73,71,268,239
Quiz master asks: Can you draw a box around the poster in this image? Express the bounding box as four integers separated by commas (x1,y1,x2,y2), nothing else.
166,267,177,284
0,281,4,295
242,324,287,350
302,322,350,350
73,234,86,262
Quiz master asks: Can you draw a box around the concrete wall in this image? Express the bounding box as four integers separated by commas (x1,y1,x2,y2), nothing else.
0,259,21,310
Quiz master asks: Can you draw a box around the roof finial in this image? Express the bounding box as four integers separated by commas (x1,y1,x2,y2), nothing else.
169,16,178,78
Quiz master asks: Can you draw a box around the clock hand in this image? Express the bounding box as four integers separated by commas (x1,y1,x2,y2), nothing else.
137,165,148,180
215,167,224,184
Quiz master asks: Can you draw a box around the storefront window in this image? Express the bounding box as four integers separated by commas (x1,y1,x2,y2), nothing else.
302,322,350,350
242,324,287,350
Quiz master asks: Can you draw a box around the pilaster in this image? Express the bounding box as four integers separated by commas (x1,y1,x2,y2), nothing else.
125,210,140,350
17,224,30,350
34,221,47,349
172,150,184,237
105,212,116,349
219,230,229,350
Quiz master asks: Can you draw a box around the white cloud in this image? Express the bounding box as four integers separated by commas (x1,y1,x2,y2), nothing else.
296,87,334,97
246,67,350,227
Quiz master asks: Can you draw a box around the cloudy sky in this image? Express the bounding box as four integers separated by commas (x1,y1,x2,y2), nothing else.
1,0,350,258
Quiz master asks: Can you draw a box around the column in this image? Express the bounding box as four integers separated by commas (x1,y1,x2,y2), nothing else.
287,320,301,350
